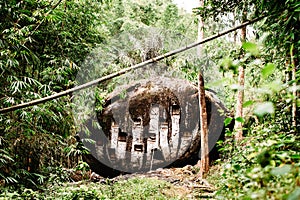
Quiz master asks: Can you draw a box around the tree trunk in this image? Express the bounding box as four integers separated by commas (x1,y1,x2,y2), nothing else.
196,0,209,178
290,46,297,128
197,0,204,57
291,67,296,128
234,10,247,141
198,72,209,177
233,9,237,44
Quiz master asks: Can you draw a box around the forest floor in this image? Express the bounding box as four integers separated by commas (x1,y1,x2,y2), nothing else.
0,164,220,200
65,164,218,199
111,165,217,199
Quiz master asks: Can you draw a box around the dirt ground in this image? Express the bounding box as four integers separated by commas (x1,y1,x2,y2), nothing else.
95,165,217,199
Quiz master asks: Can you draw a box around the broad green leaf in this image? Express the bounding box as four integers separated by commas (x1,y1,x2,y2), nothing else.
254,102,274,116
242,42,259,56
247,152,258,160
235,117,245,123
270,160,276,167
243,100,254,108
290,154,300,160
262,63,275,78
220,58,238,74
233,164,241,171
224,117,233,126
220,57,233,68
270,165,292,176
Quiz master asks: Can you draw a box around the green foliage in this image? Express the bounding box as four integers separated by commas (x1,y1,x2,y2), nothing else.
0,0,108,188
261,63,276,79
224,117,233,127
195,1,300,194
242,42,260,57
195,0,300,69
0,0,198,191
0,0,298,197
0,178,180,199
211,127,300,199
207,37,299,198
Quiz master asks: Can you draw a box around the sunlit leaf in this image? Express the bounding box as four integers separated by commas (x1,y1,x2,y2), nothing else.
262,63,275,78
235,117,245,123
254,102,274,116
243,100,254,107
290,154,300,160
224,117,232,126
233,164,241,171
220,57,232,67
220,57,238,74
247,152,258,160
242,42,259,56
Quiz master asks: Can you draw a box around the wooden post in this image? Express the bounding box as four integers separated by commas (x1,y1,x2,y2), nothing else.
198,72,209,177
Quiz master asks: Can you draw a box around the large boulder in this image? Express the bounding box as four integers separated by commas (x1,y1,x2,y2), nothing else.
81,77,228,177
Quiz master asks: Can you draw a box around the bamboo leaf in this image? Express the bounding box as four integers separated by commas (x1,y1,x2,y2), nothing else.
224,117,233,126
262,63,275,79
235,117,245,123
243,100,254,108
242,42,259,56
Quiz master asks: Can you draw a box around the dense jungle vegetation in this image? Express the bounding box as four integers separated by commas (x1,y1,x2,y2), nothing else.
0,0,299,199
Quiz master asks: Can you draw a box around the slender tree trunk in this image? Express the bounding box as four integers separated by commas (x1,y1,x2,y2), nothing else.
291,67,297,128
233,9,237,44
198,72,209,177
234,66,245,140
234,10,247,141
290,46,297,128
195,0,209,178
197,0,204,57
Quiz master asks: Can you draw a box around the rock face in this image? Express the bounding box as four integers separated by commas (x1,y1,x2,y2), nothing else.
81,77,228,177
